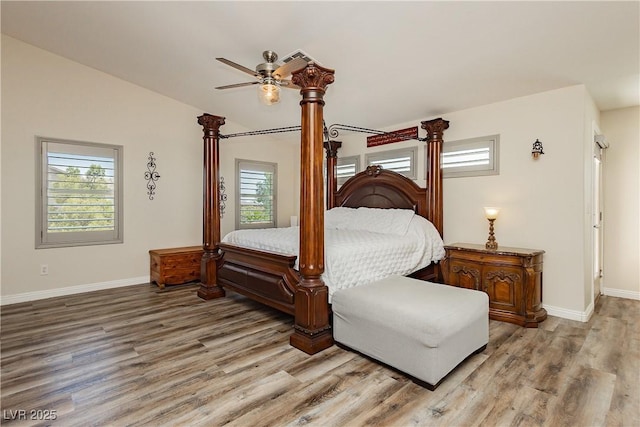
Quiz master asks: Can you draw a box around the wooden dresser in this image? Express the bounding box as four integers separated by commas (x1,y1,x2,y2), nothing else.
441,243,547,327
149,246,203,289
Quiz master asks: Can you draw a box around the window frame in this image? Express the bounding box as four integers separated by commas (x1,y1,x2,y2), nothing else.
365,146,418,180
336,155,360,185
235,159,278,230
442,134,500,178
35,136,123,249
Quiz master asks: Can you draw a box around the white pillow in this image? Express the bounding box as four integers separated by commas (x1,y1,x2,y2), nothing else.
324,207,357,229
348,207,416,235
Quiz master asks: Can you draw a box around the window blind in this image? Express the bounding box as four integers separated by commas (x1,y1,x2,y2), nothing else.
442,135,499,178
366,147,417,179
237,160,277,229
37,137,123,248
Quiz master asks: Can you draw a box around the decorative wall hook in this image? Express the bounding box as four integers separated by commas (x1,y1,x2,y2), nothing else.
531,139,544,159
144,152,160,200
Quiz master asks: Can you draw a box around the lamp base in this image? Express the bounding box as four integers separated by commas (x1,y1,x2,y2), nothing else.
485,241,498,250
486,218,498,250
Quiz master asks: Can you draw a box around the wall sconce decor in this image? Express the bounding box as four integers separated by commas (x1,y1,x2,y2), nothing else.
219,176,227,218
484,207,500,250
144,152,160,200
531,139,544,159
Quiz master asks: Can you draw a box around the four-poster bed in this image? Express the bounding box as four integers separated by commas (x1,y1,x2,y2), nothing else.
196,61,449,354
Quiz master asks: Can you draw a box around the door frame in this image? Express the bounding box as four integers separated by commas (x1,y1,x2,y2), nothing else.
592,127,608,307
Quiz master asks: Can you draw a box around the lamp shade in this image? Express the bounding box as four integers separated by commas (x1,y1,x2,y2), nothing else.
258,82,280,105
484,207,500,220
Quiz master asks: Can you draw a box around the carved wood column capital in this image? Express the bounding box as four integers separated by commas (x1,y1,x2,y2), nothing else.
324,140,342,158
198,113,226,135
421,118,450,142
292,63,335,103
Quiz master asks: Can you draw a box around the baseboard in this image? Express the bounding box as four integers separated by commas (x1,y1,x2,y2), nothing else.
543,289,640,322
602,287,640,300
543,302,593,323
0,276,149,306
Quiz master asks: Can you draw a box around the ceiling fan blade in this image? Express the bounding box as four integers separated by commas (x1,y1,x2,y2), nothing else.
279,80,301,90
273,57,308,79
216,57,259,77
215,81,260,90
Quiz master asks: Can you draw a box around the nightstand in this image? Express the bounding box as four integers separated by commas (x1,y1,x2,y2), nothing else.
149,246,204,289
441,243,547,327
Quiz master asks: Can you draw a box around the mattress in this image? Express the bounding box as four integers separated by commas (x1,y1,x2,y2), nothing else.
221,208,445,300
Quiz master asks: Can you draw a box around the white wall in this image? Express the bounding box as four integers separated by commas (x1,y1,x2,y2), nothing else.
600,106,640,299
338,85,598,318
0,35,299,302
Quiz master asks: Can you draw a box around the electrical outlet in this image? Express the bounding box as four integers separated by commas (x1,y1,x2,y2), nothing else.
40,264,48,275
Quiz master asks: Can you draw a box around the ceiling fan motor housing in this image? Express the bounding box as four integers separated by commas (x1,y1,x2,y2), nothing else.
256,50,279,77
262,50,278,63
256,62,277,75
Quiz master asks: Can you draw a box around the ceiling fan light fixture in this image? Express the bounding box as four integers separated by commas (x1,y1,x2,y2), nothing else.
216,50,306,105
258,79,280,106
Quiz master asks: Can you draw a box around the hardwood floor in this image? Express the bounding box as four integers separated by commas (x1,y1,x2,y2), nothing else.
1,283,638,426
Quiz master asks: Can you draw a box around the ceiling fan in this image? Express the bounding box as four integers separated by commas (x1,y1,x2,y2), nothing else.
215,50,308,106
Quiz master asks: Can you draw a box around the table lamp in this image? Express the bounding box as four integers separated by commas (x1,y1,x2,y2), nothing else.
484,207,500,250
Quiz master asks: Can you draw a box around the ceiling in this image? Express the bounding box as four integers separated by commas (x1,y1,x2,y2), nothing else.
2,1,639,133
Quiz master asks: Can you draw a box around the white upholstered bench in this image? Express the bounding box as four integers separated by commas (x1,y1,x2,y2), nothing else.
332,275,489,390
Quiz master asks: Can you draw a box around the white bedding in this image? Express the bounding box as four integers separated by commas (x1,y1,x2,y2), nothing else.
221,208,445,301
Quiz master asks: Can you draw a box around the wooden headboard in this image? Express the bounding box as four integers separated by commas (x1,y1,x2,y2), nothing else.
333,165,429,219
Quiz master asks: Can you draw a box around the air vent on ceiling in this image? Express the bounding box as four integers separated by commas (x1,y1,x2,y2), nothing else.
280,49,321,66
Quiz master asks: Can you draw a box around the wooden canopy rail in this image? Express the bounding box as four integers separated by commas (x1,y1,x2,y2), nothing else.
196,61,448,354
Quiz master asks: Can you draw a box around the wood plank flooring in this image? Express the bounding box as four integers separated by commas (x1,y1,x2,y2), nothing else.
1,283,638,426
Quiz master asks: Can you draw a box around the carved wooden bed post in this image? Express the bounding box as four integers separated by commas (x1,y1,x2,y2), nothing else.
289,63,335,354
421,118,449,238
324,140,342,209
197,113,226,300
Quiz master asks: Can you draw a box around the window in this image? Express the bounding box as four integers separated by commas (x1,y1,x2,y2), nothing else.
36,137,123,248
443,135,499,178
236,159,277,229
336,155,360,185
366,147,418,180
